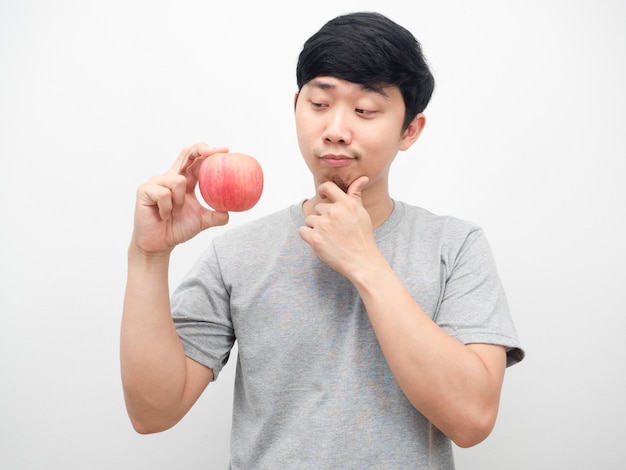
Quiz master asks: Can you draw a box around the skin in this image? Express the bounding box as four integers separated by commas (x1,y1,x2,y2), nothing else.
121,76,507,448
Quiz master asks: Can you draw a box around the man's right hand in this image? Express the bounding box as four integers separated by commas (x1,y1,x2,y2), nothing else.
131,143,231,256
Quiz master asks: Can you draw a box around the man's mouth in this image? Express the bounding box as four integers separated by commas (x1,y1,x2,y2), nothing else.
319,154,356,168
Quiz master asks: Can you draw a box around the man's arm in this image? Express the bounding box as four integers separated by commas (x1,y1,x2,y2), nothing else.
299,179,506,448
120,144,228,433
351,258,506,448
121,248,214,434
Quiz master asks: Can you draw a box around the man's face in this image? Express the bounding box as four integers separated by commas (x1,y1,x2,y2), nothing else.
294,76,419,194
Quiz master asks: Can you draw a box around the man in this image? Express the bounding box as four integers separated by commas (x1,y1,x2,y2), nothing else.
121,11,524,469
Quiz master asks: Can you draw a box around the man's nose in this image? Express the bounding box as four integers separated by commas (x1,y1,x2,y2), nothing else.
322,108,352,145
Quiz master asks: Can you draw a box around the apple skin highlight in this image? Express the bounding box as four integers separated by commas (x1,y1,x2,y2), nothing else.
197,153,264,212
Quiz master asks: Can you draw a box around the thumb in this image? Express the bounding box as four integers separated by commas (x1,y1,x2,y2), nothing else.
347,176,369,201
201,209,229,231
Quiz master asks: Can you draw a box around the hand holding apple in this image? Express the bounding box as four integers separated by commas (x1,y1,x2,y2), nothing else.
197,152,264,212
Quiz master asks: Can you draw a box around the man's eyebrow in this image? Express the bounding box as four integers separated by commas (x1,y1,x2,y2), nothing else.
309,79,335,90
361,83,390,98
309,79,390,98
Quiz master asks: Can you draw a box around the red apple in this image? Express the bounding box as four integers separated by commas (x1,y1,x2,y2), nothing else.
197,152,264,212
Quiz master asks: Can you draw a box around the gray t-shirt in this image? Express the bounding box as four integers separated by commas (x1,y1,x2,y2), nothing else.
172,201,524,469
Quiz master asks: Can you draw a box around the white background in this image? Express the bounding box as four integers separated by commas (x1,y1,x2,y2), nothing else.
1,0,625,468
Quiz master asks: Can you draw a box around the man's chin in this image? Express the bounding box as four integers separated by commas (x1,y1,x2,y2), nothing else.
330,176,350,193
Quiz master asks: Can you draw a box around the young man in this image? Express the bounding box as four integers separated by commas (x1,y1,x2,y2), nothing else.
121,11,524,469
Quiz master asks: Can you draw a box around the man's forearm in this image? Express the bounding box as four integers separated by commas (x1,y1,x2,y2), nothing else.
120,247,189,432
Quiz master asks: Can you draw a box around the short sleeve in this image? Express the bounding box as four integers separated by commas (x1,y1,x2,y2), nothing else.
435,227,524,367
171,242,236,380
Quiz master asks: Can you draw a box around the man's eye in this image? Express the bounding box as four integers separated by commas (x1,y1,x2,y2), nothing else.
356,108,376,116
311,101,326,109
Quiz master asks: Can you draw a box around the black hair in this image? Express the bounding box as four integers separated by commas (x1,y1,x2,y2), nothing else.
296,12,435,130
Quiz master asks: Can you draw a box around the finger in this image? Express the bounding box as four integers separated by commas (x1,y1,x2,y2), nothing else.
168,143,229,176
201,209,230,230
297,225,315,244
316,181,346,203
346,176,369,201
303,213,320,228
170,176,188,215
140,174,186,220
139,183,174,221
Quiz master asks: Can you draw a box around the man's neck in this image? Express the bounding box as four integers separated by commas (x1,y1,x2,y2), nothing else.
362,193,395,228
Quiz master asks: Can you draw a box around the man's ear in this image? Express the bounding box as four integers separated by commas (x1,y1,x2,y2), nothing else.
399,113,426,151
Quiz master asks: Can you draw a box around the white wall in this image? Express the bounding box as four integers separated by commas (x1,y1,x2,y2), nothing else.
1,0,624,468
